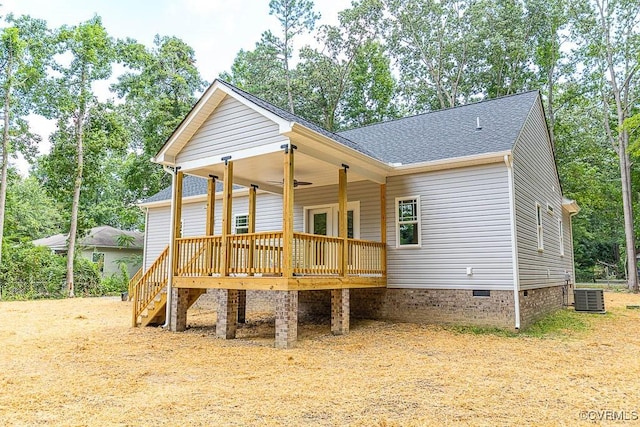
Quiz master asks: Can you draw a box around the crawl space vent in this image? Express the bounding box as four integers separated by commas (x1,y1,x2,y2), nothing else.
573,289,605,313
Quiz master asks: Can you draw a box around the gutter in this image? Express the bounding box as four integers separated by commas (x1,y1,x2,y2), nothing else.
504,154,521,330
162,165,178,329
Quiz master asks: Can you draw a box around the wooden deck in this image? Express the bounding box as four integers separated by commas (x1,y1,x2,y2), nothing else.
131,232,386,326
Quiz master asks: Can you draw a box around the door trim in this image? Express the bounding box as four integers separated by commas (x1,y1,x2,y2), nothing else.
303,201,360,238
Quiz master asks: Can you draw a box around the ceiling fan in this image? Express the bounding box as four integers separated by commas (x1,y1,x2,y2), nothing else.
267,179,313,188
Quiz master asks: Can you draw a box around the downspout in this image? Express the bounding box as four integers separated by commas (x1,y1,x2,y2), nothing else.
505,155,521,330
162,165,177,329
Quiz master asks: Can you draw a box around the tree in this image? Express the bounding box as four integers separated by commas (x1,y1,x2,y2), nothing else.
571,0,640,291
296,0,389,130
3,173,62,243
41,16,115,297
0,15,49,273
385,0,483,111
261,0,320,113
112,35,206,201
220,42,289,110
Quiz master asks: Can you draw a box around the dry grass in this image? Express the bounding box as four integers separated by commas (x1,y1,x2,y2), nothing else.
1,292,639,426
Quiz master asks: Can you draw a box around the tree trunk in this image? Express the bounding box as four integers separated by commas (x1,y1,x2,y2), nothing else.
66,71,87,298
0,58,11,289
619,131,638,292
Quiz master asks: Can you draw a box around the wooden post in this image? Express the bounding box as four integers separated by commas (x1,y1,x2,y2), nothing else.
206,175,217,235
172,170,184,273
205,175,217,275
339,165,348,276
282,145,295,278
248,184,257,273
221,159,233,276
380,183,387,275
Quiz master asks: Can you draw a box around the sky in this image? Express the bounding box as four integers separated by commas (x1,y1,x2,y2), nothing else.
2,0,352,174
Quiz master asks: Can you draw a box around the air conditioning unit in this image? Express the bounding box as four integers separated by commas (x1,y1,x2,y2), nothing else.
574,288,605,313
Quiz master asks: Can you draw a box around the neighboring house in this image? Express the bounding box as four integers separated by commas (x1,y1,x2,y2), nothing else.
132,79,579,348
33,225,144,278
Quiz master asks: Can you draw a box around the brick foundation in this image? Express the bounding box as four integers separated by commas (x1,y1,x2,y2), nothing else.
519,284,572,329
216,289,238,339
170,288,190,332
275,291,298,349
331,289,349,335
351,288,517,329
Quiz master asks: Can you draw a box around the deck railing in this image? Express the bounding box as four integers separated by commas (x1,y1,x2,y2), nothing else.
127,267,143,300
174,231,385,278
131,246,169,327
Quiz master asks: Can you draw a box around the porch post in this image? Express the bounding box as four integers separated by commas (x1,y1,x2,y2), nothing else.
380,183,387,275
221,158,233,276
339,165,348,276
282,145,295,278
238,184,257,324
205,175,217,275
169,170,184,332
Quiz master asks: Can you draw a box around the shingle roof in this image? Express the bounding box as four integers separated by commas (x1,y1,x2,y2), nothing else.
33,226,144,250
143,175,217,204
143,89,540,203
338,91,539,164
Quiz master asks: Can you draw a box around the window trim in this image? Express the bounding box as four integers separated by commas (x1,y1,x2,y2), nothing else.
233,213,249,234
558,218,565,257
535,202,544,252
395,195,422,248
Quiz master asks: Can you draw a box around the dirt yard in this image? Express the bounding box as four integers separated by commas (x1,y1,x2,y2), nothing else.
1,292,639,426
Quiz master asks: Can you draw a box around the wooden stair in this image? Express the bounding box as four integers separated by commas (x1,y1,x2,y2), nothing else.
131,246,207,327
137,288,206,327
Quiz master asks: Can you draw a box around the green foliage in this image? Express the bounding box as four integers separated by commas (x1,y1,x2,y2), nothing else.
100,263,130,295
0,243,65,299
0,244,103,300
4,174,63,242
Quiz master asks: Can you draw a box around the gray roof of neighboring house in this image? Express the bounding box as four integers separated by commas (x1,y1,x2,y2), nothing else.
338,91,539,164
32,225,144,250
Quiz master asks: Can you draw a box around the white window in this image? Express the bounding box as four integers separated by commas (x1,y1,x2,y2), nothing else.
536,203,544,251
234,214,249,234
396,196,421,247
558,219,564,257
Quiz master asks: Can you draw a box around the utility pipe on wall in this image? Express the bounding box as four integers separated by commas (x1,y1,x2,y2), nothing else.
162,165,177,329
504,154,521,330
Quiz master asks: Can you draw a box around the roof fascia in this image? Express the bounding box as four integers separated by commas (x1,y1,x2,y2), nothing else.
154,81,293,165
387,150,512,176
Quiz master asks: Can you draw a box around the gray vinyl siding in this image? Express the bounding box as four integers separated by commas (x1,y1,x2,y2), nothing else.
386,164,513,290
513,99,568,290
294,180,382,241
144,205,170,271
175,96,288,163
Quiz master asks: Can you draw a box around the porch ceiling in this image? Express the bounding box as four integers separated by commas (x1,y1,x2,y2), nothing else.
186,150,372,194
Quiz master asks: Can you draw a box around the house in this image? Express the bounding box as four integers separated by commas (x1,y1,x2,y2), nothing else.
33,225,144,278
132,79,579,348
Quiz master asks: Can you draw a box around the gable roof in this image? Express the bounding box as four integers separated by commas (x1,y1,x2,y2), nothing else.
338,91,539,165
33,226,144,251
144,88,543,204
